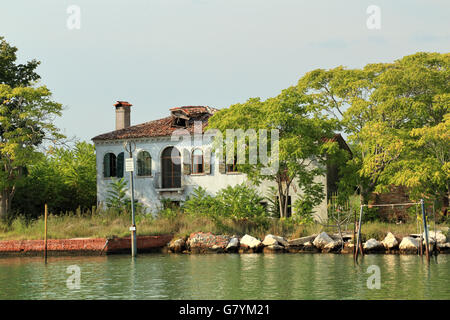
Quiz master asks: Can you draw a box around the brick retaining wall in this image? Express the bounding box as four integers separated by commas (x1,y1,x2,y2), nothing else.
0,235,173,256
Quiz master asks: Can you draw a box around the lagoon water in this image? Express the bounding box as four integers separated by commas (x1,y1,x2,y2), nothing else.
0,254,449,300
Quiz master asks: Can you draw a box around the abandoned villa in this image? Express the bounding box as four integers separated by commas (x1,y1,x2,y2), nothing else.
92,101,351,221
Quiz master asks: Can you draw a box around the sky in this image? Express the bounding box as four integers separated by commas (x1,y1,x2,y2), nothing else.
1,0,449,142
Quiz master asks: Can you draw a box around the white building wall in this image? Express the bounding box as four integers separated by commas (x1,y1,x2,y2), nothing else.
94,136,328,221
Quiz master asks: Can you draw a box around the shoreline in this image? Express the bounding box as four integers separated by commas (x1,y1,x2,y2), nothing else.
2,230,448,257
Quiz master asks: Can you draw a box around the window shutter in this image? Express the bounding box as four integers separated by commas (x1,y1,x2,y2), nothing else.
183,149,191,175
103,154,110,177
204,149,211,174
117,153,124,178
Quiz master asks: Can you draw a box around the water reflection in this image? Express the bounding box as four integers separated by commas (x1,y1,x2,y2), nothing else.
0,254,448,300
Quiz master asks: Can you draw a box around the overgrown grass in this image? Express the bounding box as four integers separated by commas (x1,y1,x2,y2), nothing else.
0,208,448,241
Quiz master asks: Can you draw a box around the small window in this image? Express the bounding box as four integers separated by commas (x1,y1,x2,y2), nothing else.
192,149,204,174
137,151,152,176
103,153,117,178
226,156,239,173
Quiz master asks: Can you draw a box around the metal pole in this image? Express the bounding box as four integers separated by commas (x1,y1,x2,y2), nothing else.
421,199,430,262
44,204,48,264
129,151,137,258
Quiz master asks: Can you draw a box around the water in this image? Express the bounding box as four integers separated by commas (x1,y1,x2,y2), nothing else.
0,254,448,300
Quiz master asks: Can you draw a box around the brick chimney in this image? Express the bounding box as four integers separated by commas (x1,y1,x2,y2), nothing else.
114,101,132,130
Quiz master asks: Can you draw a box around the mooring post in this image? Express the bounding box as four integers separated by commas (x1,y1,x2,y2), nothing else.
353,210,356,259
44,204,48,264
355,205,364,262
420,199,430,262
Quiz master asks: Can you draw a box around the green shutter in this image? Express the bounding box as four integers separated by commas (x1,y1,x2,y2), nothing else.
103,154,110,177
117,153,124,178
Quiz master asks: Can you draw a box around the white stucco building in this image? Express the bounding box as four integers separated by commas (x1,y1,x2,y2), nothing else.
92,101,349,221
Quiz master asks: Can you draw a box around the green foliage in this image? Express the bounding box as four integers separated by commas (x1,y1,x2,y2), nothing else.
11,141,96,218
298,52,449,206
183,187,219,218
106,178,129,210
183,184,269,226
0,36,41,87
0,36,64,217
215,183,267,221
207,86,338,218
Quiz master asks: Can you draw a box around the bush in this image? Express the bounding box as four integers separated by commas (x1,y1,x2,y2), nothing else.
183,187,220,218
215,184,267,221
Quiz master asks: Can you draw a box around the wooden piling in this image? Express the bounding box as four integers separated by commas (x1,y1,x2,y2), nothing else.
421,199,430,262
353,210,356,259
355,205,364,262
44,204,48,264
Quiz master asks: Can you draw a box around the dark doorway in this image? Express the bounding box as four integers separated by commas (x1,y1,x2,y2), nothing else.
161,147,181,188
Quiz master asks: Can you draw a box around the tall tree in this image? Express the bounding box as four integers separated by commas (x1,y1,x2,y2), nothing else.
207,87,338,218
0,36,40,87
298,52,449,204
0,37,63,218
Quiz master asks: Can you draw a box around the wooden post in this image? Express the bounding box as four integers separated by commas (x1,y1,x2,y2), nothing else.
419,234,423,257
355,205,364,262
353,210,356,259
44,204,48,264
421,199,430,262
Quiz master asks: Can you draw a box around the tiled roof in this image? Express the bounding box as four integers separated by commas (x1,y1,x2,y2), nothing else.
92,106,215,141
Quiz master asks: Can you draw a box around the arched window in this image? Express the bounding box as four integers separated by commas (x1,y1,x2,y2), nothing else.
137,151,152,176
103,153,117,178
192,149,204,174
117,152,124,178
162,147,181,188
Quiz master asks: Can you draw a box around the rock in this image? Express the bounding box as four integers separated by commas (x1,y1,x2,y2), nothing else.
329,233,353,242
303,241,320,253
168,238,186,253
225,237,240,252
399,236,420,254
381,232,399,250
322,240,342,253
262,234,289,247
313,232,334,249
363,238,384,252
341,242,354,254
288,235,317,247
437,242,450,253
263,244,285,253
240,234,261,249
423,231,447,244
187,232,230,253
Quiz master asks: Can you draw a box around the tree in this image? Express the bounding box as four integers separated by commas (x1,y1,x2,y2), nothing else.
207,87,338,218
297,52,450,205
0,36,40,87
0,37,63,218
11,141,96,217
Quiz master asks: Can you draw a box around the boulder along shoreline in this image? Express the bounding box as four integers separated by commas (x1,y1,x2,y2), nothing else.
169,231,450,255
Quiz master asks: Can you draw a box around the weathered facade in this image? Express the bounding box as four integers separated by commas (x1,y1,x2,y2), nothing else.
92,102,348,221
